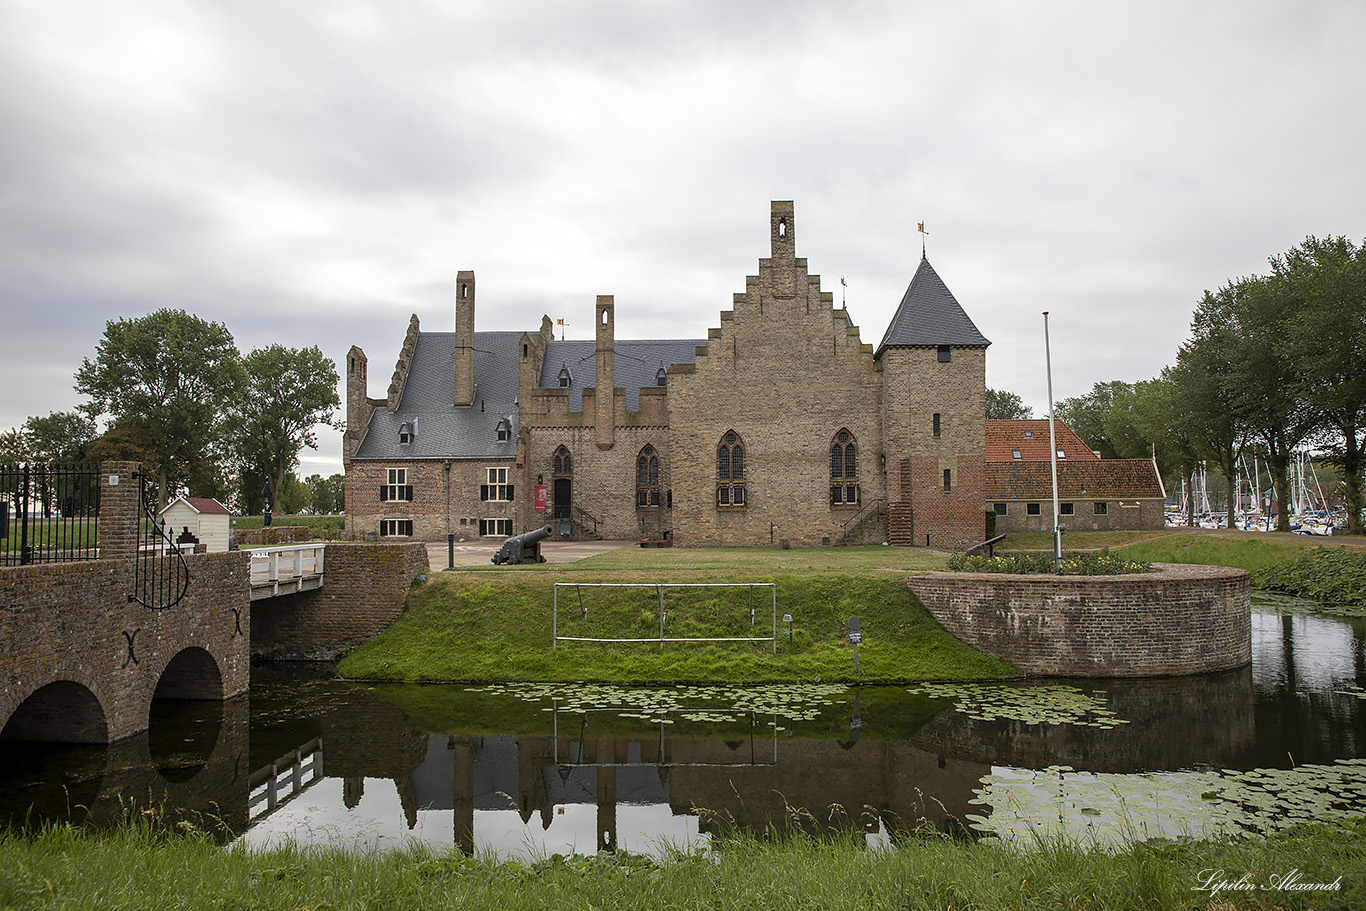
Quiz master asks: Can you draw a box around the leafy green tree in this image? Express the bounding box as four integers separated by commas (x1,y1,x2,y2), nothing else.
985,388,1034,420
307,472,345,514
0,427,28,464
278,472,310,515
1274,236,1366,534
75,309,246,509
1054,381,1143,459
232,345,341,503
23,411,96,463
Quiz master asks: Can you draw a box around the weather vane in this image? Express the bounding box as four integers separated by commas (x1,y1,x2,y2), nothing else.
840,277,847,308
556,318,567,341
917,221,928,258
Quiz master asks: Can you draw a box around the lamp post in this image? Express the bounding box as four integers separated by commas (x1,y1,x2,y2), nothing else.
1043,312,1062,566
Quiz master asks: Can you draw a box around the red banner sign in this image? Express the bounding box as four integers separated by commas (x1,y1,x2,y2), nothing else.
534,486,547,513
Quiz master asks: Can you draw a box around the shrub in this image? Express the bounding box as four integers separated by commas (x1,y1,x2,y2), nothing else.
1254,546,1366,606
946,548,1151,575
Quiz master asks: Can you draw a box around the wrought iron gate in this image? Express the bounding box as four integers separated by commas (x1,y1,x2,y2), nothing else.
130,469,190,610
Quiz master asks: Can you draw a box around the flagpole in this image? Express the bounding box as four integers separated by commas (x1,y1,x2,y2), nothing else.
1044,312,1062,566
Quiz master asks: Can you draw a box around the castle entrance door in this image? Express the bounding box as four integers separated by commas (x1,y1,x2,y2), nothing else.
552,478,571,519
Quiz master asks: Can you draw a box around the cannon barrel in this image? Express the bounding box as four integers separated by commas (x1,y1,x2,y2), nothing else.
491,524,555,565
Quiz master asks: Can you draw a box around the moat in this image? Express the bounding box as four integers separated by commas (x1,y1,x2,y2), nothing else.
3,597,1364,856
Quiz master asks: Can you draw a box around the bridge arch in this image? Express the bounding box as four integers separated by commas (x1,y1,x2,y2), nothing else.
152,647,224,701
1,680,108,744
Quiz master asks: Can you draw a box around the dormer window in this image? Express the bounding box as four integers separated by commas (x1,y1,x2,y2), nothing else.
1012,450,1022,460
558,365,572,388
1024,430,1033,438
495,418,511,442
1057,450,1066,459
398,421,414,445
655,367,667,386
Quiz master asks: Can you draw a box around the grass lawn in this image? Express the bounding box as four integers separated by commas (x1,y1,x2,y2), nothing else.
338,545,1017,684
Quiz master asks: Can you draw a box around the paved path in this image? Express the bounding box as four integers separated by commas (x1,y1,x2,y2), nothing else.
424,539,635,570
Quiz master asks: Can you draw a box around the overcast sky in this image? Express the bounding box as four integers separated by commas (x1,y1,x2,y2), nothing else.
3,0,1362,476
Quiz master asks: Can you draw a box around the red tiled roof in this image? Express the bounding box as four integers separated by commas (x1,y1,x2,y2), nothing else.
984,459,1164,500
179,497,231,515
985,419,1099,462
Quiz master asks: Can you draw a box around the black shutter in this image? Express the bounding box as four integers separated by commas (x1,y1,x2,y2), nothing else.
480,485,489,501
404,485,413,501
507,484,514,500
380,485,388,502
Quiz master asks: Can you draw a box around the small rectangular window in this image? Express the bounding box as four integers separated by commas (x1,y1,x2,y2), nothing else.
1027,503,1041,516
478,518,512,537
937,345,951,363
1060,503,1074,515
943,468,951,491
932,413,941,438
382,468,412,502
1094,502,1108,515
1057,450,1066,460
1012,450,1022,460
993,502,1007,515
484,466,512,501
379,519,413,537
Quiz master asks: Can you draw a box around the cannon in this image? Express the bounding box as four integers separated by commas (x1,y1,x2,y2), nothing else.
490,524,554,565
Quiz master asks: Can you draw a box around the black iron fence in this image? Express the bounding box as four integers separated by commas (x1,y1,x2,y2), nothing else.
131,469,190,610
1,462,101,566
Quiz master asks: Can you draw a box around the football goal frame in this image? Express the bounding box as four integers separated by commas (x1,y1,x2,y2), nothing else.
552,582,777,652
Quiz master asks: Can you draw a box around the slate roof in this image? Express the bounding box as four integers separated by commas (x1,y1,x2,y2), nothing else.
353,331,706,461
985,419,1099,462
876,256,990,356
984,460,1165,500
541,339,705,411
353,330,522,461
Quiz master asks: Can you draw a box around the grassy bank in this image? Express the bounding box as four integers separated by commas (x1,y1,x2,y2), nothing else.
338,562,1017,683
3,818,1363,910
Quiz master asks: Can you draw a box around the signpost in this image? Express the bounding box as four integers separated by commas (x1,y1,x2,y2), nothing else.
848,616,862,674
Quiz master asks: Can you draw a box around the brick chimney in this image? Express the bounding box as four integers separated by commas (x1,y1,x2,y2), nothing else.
454,271,475,407
595,295,615,450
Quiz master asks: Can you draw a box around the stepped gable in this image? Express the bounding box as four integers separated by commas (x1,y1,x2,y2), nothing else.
353,329,522,461
986,419,1099,462
876,256,990,356
984,459,1164,500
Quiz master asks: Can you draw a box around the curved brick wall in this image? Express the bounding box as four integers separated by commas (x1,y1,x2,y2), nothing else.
906,563,1251,677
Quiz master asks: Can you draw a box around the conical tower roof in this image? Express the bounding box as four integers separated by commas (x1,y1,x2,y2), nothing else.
875,256,990,357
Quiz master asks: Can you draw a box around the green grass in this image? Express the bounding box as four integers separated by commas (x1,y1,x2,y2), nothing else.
3,817,1363,910
1114,533,1340,575
338,552,1017,684
231,514,344,533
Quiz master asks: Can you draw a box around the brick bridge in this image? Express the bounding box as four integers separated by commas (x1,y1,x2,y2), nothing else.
1,461,426,745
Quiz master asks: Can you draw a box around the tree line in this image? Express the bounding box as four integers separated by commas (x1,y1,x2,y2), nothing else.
989,236,1366,535
1,308,344,515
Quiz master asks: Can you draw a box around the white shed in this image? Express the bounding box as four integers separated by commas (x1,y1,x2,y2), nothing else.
159,497,231,553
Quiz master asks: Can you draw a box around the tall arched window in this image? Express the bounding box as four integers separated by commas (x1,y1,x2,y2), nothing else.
717,431,746,507
552,446,572,476
830,429,859,506
551,446,572,519
636,445,661,507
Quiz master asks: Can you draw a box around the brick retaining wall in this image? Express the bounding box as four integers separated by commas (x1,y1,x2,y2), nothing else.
249,541,428,661
906,563,1251,676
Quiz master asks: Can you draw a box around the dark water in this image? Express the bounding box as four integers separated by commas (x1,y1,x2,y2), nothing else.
3,600,1364,856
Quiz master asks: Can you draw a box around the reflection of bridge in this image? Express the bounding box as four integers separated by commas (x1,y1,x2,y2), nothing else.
249,737,324,823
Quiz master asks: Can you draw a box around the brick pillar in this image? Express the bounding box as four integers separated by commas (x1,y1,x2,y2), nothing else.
97,461,141,558
454,271,476,407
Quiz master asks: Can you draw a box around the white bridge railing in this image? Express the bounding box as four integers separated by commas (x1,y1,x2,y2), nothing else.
248,543,325,599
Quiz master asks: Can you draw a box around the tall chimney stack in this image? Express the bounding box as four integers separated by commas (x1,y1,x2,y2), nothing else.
454,271,475,407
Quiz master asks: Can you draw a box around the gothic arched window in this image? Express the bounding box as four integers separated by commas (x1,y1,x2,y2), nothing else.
830,429,859,506
717,431,746,507
637,445,661,507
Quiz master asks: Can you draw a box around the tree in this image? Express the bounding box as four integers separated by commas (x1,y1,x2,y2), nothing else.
23,411,96,463
1275,236,1366,534
0,427,28,464
985,388,1034,420
307,473,345,515
232,345,341,503
75,309,246,509
1054,381,1141,459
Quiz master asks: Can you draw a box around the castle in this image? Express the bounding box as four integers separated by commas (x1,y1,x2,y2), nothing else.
343,201,993,550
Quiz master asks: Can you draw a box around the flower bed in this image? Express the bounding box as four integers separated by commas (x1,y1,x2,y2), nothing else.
947,549,1150,575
